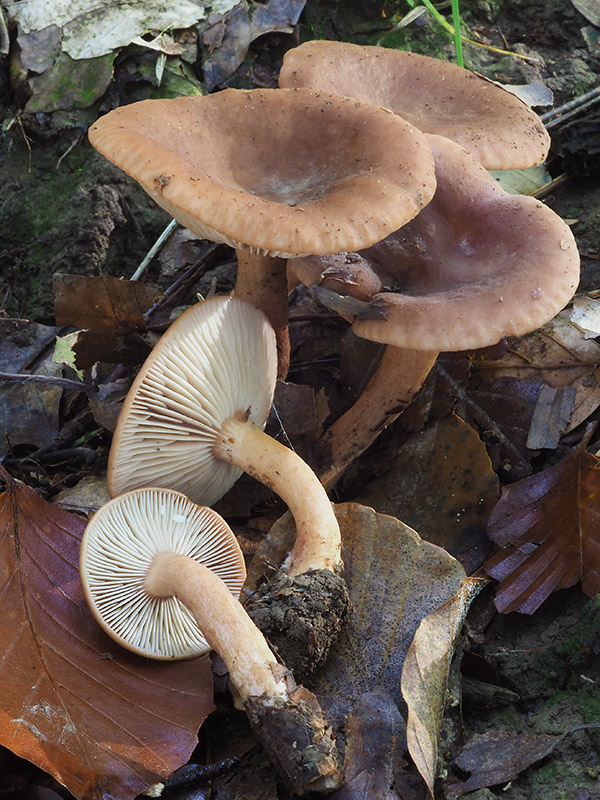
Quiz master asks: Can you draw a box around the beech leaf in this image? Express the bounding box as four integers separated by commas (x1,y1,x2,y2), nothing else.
402,578,484,795
484,443,600,613
0,469,214,800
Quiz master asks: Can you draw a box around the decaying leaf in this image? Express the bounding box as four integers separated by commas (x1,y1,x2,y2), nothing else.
451,724,600,795
0,319,63,458
476,306,600,438
202,0,306,90
246,503,467,776
402,578,485,795
485,441,600,613
53,274,163,367
25,51,116,113
7,0,240,60
0,468,214,800
356,414,499,573
458,376,542,479
53,274,163,335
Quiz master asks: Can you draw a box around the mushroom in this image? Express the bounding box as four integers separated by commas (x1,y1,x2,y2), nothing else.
108,294,348,676
289,134,580,489
279,40,550,170
88,88,436,377
80,487,341,795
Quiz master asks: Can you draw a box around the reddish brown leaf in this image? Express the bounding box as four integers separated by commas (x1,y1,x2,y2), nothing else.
484,445,600,613
0,469,214,800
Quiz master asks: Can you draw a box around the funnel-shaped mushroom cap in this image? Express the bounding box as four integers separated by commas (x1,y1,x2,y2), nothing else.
294,135,579,352
279,41,550,170
108,296,276,504
88,88,436,258
80,488,246,659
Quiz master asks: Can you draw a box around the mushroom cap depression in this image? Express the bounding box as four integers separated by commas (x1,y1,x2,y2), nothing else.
279,40,550,170
291,134,579,352
80,488,246,659
88,88,436,258
108,296,277,505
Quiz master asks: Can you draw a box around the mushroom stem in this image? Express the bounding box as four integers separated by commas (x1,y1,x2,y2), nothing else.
319,346,439,490
234,251,290,379
145,552,288,702
213,412,341,577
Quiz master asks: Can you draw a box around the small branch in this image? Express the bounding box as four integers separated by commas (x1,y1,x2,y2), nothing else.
0,372,98,394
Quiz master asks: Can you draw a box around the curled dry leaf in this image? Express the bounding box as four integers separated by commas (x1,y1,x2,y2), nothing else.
0,468,214,800
485,442,600,613
402,578,485,796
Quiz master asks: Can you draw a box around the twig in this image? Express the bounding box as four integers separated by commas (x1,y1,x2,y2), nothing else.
0,372,98,394
541,86,600,129
131,219,179,281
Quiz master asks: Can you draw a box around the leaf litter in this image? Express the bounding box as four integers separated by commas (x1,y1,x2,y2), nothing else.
2,1,600,796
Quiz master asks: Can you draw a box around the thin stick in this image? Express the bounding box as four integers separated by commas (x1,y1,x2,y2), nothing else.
130,218,178,281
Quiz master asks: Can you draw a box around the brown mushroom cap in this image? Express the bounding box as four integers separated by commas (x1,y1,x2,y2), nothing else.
108,296,277,505
294,134,580,352
279,40,550,170
88,88,436,258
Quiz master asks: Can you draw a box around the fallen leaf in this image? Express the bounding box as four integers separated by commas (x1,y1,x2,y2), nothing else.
476,309,600,436
488,165,551,195
571,0,600,26
245,503,467,739
0,319,63,458
0,468,214,800
525,384,577,449
451,724,600,795
457,375,542,480
202,0,306,90
8,0,239,60
356,415,499,573
26,52,115,113
53,274,162,336
342,691,406,798
402,578,485,795
484,442,600,613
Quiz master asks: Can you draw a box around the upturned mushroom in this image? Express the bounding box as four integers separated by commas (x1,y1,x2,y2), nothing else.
289,134,580,488
80,487,341,795
88,88,436,377
108,295,348,676
279,40,550,170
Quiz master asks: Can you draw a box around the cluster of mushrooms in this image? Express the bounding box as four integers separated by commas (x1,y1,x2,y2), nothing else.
80,41,580,795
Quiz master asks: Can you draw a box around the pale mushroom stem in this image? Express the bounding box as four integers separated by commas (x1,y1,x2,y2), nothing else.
318,346,439,490
234,251,290,379
213,412,341,577
145,552,288,702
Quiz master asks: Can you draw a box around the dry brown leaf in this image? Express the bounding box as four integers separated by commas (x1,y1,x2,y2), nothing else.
356,415,499,573
484,442,600,613
53,274,163,335
402,578,484,795
476,309,600,435
0,468,214,800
